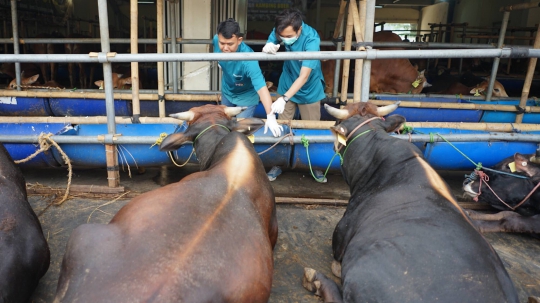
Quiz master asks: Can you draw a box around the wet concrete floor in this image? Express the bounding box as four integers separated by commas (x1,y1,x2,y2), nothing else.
21,166,540,303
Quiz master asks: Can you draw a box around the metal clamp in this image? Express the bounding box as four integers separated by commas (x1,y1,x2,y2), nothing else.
500,48,512,58
97,134,120,144
89,52,118,63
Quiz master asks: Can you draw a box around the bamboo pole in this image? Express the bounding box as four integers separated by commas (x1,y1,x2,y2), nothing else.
157,0,165,117
368,99,540,112
332,0,348,41
515,24,540,123
340,2,353,104
351,0,365,103
130,0,141,121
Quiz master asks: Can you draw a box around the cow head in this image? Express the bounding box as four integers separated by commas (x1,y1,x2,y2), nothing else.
160,104,264,151
411,70,431,94
8,73,40,90
325,102,405,147
471,77,509,98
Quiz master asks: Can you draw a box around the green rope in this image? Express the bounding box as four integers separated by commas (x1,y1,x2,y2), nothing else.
300,129,372,183
401,123,414,134
431,132,482,170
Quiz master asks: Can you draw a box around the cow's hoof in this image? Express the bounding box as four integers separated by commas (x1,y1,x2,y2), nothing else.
528,297,540,303
331,260,342,278
302,268,322,296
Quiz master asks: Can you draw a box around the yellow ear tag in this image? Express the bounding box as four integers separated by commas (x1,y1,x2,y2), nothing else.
247,134,255,143
508,161,516,172
337,133,347,146
99,84,104,90
473,89,481,97
411,79,420,88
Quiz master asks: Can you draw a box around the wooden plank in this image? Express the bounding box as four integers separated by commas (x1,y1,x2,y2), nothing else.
70,184,125,194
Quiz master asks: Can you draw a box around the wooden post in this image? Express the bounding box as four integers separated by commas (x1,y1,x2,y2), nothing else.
130,0,141,121
105,144,120,188
351,0,365,103
340,2,353,103
515,24,540,123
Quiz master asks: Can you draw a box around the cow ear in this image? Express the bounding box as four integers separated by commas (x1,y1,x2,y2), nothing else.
159,132,194,151
514,153,540,177
230,118,264,135
381,115,406,133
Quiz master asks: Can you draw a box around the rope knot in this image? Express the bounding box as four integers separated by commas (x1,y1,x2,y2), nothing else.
301,134,309,148
151,133,168,149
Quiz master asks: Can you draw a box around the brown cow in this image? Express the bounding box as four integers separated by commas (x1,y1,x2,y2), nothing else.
322,31,431,95
94,72,142,90
53,105,278,302
445,76,509,98
7,73,64,90
32,32,65,82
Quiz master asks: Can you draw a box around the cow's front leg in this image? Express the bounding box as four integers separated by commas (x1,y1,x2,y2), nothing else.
302,268,343,303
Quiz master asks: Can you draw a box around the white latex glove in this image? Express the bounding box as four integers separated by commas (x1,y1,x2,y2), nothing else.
264,114,283,137
262,43,280,54
271,97,287,114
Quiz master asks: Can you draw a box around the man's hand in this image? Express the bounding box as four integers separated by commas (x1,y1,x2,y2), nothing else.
264,114,283,137
262,43,280,55
270,97,287,114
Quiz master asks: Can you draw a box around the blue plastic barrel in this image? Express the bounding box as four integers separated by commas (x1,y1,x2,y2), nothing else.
0,97,53,116
52,123,180,167
0,123,68,168
478,100,540,123
49,98,132,116
379,96,482,122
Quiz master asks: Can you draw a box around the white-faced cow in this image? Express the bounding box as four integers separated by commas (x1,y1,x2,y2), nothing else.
53,105,278,302
301,101,519,303
464,153,540,234
0,143,50,302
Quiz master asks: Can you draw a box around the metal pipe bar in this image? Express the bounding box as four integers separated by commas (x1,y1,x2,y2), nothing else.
360,0,375,102
3,38,521,49
169,1,178,93
97,0,116,135
486,11,510,101
10,0,21,91
500,1,540,12
1,133,540,144
0,49,538,64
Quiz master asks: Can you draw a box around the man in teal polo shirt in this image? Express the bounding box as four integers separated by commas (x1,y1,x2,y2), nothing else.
213,18,282,137
262,9,327,182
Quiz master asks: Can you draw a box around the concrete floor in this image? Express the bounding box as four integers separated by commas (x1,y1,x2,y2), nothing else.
21,166,540,303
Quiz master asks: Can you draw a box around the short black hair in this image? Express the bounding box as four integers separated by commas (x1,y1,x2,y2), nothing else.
274,9,304,36
217,18,244,39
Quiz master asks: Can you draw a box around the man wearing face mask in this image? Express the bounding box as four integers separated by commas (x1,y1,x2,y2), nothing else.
213,18,283,137
262,9,327,182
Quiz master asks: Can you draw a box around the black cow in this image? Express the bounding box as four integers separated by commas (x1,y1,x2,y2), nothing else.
463,153,540,233
301,102,519,303
0,143,50,302
53,105,278,302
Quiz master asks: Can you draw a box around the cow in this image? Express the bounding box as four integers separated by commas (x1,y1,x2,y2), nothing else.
7,73,64,90
53,104,278,302
0,143,50,302
94,72,142,90
301,101,519,302
65,33,100,89
322,31,431,95
32,32,65,83
424,68,509,98
463,153,540,234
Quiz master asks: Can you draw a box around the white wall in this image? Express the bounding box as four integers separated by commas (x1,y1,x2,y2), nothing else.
419,2,449,37
181,0,212,90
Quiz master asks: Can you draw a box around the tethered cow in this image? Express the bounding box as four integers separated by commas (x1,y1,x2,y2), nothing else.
53,105,278,302
301,101,519,303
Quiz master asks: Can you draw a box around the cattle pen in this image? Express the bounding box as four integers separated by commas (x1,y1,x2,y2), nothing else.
1,0,540,302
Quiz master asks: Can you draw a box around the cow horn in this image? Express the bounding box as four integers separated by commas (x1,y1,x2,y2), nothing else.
324,104,349,120
377,101,401,116
169,111,195,121
224,107,247,117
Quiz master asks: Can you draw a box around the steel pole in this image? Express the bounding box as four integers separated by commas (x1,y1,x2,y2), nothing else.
10,0,21,91
360,0,375,102
157,0,166,117
97,0,120,187
170,1,179,93
486,11,510,101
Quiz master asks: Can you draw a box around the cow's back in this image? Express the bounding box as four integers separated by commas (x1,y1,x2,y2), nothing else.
0,144,50,303
336,135,518,303
54,133,277,303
